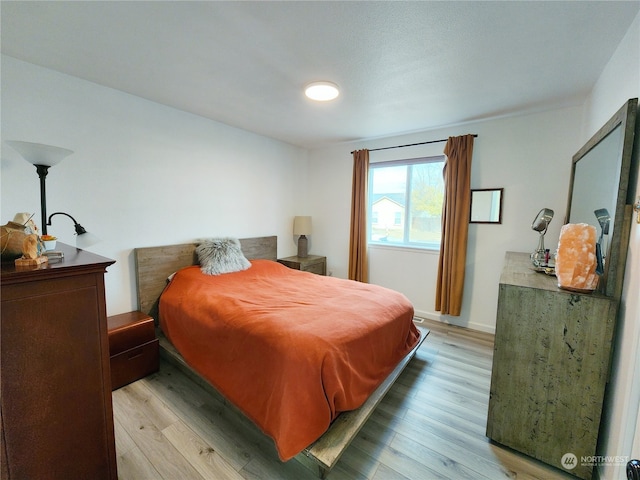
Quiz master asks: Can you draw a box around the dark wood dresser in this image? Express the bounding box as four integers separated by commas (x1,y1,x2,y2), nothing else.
1,243,117,480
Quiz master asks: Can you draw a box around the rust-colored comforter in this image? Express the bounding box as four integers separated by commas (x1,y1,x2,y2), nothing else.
159,259,419,461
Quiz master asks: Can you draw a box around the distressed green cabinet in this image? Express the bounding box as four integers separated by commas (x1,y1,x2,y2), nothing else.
486,252,618,480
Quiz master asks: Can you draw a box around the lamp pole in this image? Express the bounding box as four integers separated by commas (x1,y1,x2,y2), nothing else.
35,164,50,235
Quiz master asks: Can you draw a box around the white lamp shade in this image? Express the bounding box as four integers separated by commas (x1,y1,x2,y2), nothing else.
76,231,100,249
293,216,312,235
6,140,74,167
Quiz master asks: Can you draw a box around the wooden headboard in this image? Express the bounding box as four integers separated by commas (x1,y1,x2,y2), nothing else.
134,235,277,321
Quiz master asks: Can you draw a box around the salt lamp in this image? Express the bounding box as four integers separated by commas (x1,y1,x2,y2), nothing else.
555,223,599,292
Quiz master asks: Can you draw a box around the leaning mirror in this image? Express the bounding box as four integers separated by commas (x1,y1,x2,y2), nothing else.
566,98,637,298
470,188,503,224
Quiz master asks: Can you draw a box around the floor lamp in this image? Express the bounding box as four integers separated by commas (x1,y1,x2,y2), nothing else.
6,140,73,235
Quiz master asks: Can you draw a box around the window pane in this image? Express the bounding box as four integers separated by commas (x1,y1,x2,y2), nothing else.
408,162,443,244
371,165,406,243
369,156,444,248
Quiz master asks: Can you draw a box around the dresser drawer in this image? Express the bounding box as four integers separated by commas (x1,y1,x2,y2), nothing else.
304,261,326,275
110,339,159,390
108,311,155,355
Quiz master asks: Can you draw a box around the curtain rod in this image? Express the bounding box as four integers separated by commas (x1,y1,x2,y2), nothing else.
350,134,478,154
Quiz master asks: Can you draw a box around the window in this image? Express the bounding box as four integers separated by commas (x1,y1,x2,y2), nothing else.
369,155,445,249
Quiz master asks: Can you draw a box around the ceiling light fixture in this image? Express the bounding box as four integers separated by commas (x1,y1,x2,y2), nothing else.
304,81,340,101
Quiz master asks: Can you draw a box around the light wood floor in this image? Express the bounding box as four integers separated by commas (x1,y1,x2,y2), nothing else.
112,319,576,479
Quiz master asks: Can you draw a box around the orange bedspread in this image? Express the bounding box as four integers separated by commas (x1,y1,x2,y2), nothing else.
159,259,419,461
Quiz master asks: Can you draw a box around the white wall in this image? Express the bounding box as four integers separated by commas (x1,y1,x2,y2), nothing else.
1,55,308,316
308,106,582,332
583,11,640,480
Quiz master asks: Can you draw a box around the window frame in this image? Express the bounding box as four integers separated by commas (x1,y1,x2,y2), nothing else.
368,155,445,250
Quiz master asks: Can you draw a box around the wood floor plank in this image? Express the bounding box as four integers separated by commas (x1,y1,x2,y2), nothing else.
113,416,137,459
402,407,574,480
389,432,496,480
113,391,205,480
116,445,163,480
239,450,320,480
376,409,514,479
408,388,488,431
113,319,578,480
328,443,379,480
144,361,210,411
368,407,504,479
387,377,489,416
437,342,494,370
113,381,179,431
371,463,412,480
162,421,245,480
430,352,493,380
353,435,450,480
141,363,257,471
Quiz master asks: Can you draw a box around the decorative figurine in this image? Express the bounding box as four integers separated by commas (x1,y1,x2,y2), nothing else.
15,233,48,267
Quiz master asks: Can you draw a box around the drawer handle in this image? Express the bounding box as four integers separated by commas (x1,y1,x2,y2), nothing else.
128,351,143,360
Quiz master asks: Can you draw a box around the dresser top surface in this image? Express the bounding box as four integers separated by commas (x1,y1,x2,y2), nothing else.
1,242,115,282
501,251,611,299
278,255,325,263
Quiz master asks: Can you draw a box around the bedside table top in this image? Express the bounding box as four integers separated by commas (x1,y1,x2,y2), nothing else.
278,254,325,263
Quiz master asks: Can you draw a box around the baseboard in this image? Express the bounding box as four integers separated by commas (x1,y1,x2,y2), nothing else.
413,309,496,335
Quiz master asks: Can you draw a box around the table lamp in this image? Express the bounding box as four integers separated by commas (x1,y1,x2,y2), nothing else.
293,216,312,258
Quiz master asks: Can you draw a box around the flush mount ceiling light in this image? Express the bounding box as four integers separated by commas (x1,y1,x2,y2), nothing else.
304,81,340,101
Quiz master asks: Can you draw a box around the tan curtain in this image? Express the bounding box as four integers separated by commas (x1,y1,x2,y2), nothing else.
348,149,369,282
436,135,475,316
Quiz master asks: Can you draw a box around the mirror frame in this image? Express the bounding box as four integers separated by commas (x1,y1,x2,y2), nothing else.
470,188,503,224
565,98,638,298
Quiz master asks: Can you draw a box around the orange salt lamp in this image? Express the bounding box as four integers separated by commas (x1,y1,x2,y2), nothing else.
555,223,599,292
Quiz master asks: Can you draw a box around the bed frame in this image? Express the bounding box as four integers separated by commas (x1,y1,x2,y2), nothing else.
134,235,428,478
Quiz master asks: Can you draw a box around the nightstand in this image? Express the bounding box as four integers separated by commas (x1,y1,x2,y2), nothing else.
278,255,326,275
107,311,159,390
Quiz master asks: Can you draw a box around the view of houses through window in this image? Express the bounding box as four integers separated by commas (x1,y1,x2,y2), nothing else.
369,155,445,249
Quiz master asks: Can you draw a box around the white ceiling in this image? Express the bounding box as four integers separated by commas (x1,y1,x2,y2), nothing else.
2,1,639,149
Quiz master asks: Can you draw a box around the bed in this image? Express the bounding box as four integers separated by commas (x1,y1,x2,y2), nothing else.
134,236,428,478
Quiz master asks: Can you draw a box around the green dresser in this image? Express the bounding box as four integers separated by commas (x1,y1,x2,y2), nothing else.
487,252,618,480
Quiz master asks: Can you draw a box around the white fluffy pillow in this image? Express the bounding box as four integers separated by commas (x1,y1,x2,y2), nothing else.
196,237,251,275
